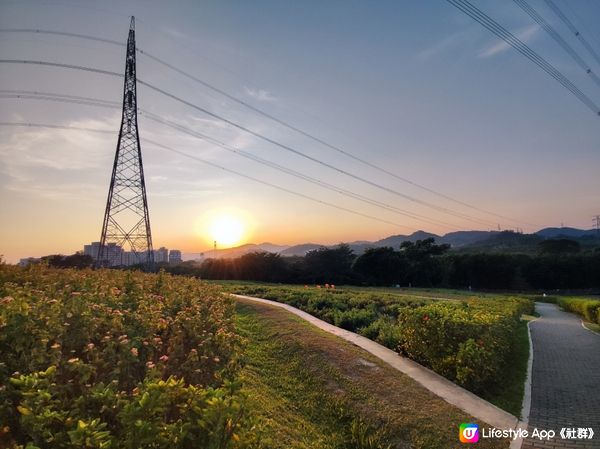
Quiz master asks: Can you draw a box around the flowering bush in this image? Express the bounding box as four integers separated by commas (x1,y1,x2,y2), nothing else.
0,265,258,449
396,301,527,392
557,297,600,324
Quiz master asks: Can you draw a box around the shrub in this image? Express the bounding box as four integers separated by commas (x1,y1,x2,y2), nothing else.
396,300,525,393
558,298,600,324
333,307,378,332
0,265,257,449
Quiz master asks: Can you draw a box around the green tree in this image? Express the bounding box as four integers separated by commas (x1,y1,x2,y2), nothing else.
353,247,406,285
237,251,289,282
399,238,450,286
538,238,581,255
304,244,356,284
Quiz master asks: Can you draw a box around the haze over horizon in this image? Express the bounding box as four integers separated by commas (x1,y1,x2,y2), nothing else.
1,0,599,263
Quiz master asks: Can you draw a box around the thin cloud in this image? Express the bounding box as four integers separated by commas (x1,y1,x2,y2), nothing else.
244,87,277,102
417,31,467,61
478,24,540,58
162,27,185,39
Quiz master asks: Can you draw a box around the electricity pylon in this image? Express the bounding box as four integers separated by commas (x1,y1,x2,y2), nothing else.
98,17,153,267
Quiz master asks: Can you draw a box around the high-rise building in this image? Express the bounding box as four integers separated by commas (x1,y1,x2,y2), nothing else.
83,242,101,259
83,242,176,267
154,247,169,263
169,250,182,265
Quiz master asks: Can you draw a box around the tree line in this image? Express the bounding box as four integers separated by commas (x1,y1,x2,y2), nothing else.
166,238,600,291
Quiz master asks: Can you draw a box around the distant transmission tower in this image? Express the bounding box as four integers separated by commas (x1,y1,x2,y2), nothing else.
98,17,153,267
594,215,600,234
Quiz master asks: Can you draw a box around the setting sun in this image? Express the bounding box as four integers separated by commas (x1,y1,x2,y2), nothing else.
210,215,245,247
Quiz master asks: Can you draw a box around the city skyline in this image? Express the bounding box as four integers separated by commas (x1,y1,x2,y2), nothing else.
1,0,600,263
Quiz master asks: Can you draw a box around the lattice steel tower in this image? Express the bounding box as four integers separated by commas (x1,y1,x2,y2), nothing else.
98,17,153,267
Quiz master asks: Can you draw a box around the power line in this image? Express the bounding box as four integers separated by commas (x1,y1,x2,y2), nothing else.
543,0,600,68
512,0,600,88
0,89,458,229
0,58,504,227
0,121,417,231
445,0,600,116
141,113,455,229
0,27,528,225
0,28,123,47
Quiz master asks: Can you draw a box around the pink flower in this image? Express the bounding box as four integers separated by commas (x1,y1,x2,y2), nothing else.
50,343,61,349
68,358,79,364
159,355,169,362
86,343,95,350
130,348,138,357
146,361,155,369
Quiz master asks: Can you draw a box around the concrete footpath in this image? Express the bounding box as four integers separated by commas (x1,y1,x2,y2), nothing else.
233,293,524,443
522,303,600,449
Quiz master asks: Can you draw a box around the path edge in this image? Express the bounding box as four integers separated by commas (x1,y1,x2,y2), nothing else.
510,314,539,449
580,320,600,336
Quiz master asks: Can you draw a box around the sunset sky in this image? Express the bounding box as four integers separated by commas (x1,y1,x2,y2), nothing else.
1,0,599,263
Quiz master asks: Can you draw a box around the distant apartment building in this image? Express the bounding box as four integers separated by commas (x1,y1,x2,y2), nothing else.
19,257,40,267
82,242,181,266
83,242,101,260
169,249,182,265
154,247,169,264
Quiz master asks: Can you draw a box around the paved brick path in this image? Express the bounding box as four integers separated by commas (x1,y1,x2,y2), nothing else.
522,302,600,449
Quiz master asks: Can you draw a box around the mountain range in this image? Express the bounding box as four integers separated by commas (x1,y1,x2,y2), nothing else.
182,227,599,260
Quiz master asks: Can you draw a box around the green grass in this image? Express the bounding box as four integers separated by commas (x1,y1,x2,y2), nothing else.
483,319,530,417
235,299,510,449
217,280,491,302
582,321,600,333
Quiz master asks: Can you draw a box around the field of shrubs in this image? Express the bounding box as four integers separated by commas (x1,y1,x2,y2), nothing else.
228,284,534,395
0,262,535,448
0,264,259,449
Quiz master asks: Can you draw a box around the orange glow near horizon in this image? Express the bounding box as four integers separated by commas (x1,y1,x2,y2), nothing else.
193,208,254,249
210,215,244,247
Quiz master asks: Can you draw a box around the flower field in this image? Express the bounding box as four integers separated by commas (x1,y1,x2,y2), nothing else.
0,265,258,449
227,283,533,396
